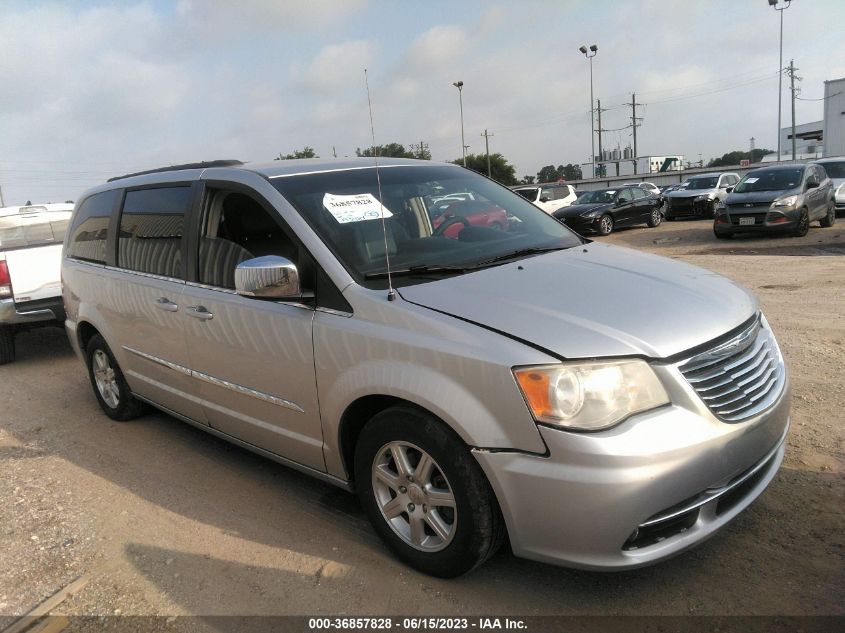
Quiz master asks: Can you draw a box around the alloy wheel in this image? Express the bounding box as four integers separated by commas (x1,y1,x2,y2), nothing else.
371,441,457,552
92,349,120,408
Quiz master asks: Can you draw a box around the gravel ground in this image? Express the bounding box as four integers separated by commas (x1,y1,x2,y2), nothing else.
0,218,842,624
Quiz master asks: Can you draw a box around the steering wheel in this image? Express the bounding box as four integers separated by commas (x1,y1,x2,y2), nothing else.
433,215,471,237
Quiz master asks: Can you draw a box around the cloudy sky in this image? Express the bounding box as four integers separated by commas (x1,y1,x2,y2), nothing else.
1,0,844,205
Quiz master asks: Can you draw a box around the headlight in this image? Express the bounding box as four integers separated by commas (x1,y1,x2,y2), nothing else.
695,194,713,201
513,360,670,431
771,195,797,208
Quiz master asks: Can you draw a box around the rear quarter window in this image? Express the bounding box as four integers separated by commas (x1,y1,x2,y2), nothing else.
67,190,119,263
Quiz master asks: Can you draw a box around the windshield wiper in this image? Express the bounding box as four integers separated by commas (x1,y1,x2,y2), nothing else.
472,245,569,268
364,264,468,280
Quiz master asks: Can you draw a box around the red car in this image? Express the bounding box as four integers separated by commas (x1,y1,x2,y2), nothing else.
430,199,509,239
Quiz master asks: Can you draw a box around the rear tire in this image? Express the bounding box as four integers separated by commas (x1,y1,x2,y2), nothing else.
820,203,835,228
0,325,15,365
354,406,505,577
85,334,147,421
597,214,614,235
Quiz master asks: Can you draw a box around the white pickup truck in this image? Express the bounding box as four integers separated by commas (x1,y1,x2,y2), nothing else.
0,203,73,364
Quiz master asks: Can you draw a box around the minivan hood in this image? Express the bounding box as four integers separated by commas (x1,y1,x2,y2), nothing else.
398,243,757,360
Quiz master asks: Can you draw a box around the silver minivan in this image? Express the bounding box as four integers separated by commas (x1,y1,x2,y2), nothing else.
62,158,790,577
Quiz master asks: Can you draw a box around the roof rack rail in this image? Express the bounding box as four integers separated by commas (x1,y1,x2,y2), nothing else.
107,160,244,182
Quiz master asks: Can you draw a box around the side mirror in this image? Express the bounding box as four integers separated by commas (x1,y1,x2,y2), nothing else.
235,255,301,299
806,180,819,190
616,197,628,206
725,187,734,194
539,196,550,203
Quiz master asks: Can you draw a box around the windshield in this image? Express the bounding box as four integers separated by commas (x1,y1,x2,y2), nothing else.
272,165,583,288
576,190,616,204
821,162,845,179
685,177,718,190
0,212,71,250
513,187,538,201
734,168,803,193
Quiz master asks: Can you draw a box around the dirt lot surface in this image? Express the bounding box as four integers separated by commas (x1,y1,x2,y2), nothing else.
1,218,843,623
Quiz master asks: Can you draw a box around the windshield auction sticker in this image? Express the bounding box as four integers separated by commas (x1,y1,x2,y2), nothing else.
323,193,393,224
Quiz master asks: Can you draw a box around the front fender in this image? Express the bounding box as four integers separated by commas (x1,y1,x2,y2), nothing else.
313,308,550,480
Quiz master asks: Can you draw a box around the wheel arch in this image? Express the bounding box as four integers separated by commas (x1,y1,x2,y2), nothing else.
337,395,461,485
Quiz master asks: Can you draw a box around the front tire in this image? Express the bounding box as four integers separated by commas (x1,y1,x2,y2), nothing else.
647,208,662,228
0,325,15,365
793,208,810,237
597,214,614,236
85,334,147,421
354,406,505,577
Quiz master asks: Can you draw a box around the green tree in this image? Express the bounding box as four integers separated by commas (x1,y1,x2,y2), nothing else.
563,163,583,180
520,175,536,184
536,163,582,182
536,165,564,182
453,153,518,186
275,147,317,160
707,148,774,167
356,142,415,158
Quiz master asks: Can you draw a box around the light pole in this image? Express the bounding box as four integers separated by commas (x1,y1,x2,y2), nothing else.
769,0,791,162
453,81,466,167
579,44,598,178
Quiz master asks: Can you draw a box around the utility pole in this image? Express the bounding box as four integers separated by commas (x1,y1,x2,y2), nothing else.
786,59,801,160
596,99,603,161
0,185,5,207
625,93,643,173
332,146,337,158
410,141,430,159
481,129,494,177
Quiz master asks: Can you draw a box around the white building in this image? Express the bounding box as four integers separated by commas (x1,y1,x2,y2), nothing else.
762,120,824,162
823,77,845,157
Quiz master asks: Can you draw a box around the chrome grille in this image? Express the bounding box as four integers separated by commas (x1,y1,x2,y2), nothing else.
677,317,785,422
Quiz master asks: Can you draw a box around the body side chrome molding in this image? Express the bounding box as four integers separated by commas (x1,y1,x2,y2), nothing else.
123,346,305,413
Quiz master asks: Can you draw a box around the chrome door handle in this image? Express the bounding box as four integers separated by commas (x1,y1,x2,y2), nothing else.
186,305,213,321
155,297,178,312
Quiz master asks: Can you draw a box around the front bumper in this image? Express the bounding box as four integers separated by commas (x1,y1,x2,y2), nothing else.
0,296,65,326
667,197,716,217
715,209,802,233
558,215,600,234
472,363,790,570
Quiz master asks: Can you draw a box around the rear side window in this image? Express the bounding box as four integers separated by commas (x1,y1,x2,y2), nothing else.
118,187,191,278
67,190,118,264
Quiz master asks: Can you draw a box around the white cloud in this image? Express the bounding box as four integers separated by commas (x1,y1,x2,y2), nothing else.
290,40,376,95
176,0,369,35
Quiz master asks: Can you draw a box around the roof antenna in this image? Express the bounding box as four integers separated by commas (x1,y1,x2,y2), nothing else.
364,68,396,302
